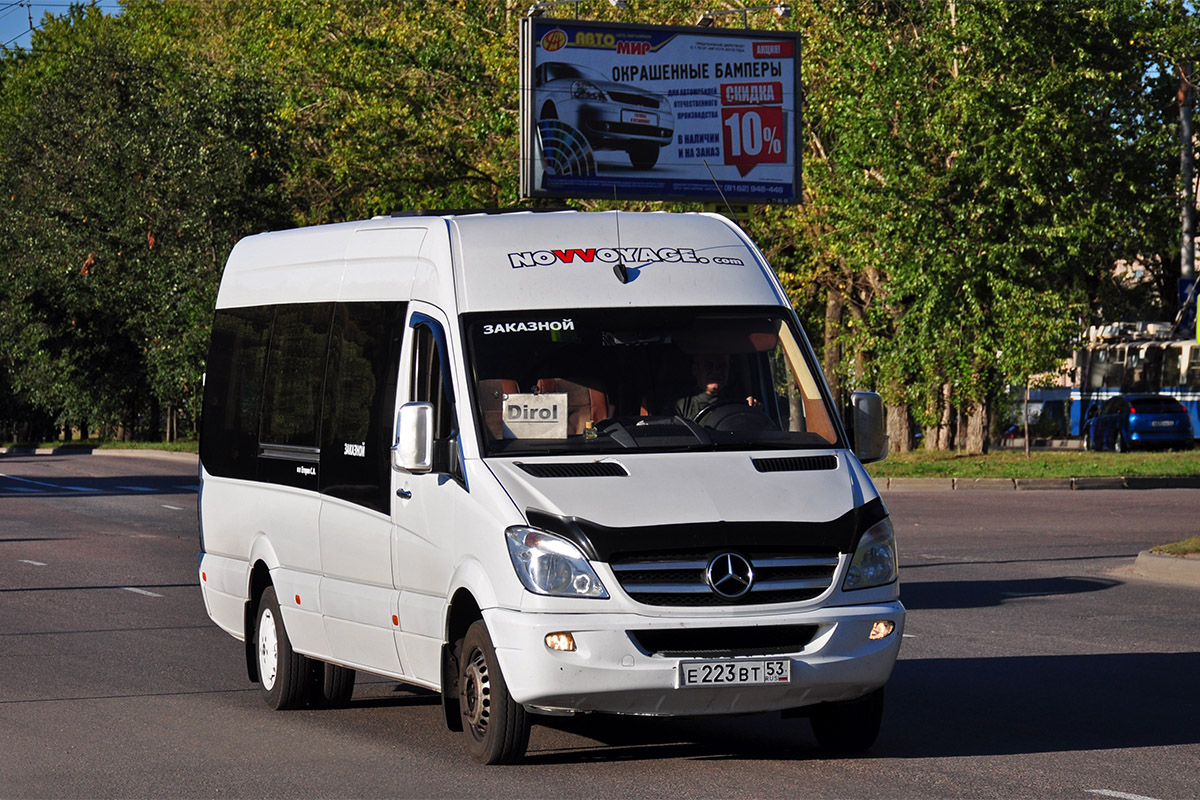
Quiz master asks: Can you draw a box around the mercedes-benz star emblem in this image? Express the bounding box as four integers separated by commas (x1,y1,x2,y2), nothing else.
706,553,754,599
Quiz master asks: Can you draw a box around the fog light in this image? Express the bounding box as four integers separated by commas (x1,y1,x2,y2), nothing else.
869,620,895,641
545,632,577,652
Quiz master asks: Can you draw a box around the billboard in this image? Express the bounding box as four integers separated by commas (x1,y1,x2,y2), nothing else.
519,17,801,204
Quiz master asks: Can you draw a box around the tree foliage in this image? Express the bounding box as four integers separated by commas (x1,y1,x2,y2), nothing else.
0,4,288,437
769,0,1198,451
0,0,1195,444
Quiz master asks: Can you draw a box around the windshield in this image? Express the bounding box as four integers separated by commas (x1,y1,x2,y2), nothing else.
541,62,607,83
464,307,841,456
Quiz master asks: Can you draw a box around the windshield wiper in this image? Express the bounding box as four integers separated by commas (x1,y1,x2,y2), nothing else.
594,416,713,449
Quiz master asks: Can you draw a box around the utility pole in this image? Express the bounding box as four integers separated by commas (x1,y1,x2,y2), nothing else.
1182,62,1195,282
1178,61,1196,337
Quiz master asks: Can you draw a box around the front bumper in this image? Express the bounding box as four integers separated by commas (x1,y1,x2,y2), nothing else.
574,102,673,147
483,600,904,717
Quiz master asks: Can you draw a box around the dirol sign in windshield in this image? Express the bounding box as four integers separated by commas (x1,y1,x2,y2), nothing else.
520,18,801,204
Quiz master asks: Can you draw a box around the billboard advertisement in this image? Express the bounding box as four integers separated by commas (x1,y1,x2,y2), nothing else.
519,17,801,204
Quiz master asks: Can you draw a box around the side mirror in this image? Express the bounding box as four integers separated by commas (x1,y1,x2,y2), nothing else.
849,391,889,464
393,402,434,473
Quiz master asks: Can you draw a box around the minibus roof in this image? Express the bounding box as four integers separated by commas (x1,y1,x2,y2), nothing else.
215,210,785,312
448,210,783,313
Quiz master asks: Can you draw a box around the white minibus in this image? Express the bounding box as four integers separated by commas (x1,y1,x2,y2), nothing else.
197,209,903,764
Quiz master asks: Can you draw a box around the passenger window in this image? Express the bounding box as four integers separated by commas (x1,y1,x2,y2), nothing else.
200,306,273,480
320,302,406,513
412,321,457,441
260,303,334,448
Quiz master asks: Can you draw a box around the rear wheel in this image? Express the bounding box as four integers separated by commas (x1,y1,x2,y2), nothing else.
458,621,530,764
310,661,356,708
256,586,310,710
809,688,885,755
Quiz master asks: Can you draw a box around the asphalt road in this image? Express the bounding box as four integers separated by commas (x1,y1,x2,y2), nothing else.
1,454,1197,799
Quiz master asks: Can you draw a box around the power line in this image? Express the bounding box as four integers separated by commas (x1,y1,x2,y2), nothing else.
1,1,122,50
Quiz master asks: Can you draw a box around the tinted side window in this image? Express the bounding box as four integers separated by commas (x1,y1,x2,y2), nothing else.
320,302,406,512
200,307,273,480
258,304,332,490
412,322,457,440
260,303,334,447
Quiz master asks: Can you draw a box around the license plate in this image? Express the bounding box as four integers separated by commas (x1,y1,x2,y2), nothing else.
678,658,791,687
1152,420,1174,427
622,109,658,127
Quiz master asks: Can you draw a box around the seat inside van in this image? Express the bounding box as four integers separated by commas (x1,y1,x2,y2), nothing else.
535,377,611,435
478,378,519,440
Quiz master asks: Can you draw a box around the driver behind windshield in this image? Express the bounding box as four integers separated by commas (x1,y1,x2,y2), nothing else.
671,353,760,420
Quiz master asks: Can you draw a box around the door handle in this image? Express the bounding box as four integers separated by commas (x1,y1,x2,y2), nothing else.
396,488,412,499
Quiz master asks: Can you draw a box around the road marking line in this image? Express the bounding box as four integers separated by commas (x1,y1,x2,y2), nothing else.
161,504,185,511
0,473,96,492
1087,790,1165,800
122,587,163,598
18,559,46,566
0,473,58,489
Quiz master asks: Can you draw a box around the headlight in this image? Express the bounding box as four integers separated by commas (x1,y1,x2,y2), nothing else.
843,518,898,591
571,79,607,101
506,527,608,599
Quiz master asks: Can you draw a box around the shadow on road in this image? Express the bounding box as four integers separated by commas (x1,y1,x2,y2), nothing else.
519,650,1200,764
884,651,1200,757
0,473,197,498
901,576,1121,610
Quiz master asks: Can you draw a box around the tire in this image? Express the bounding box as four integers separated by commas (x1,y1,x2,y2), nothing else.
458,621,530,765
310,661,356,708
255,586,311,710
1082,429,1092,452
1115,431,1129,453
627,143,659,170
809,687,885,755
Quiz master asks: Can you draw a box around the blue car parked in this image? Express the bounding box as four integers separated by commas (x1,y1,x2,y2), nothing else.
1083,394,1194,452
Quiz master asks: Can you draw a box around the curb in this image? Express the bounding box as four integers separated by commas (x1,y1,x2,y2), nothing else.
880,476,1200,492
1128,550,1200,587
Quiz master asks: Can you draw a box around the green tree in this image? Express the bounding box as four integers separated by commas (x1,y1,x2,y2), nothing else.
789,0,1191,453
0,5,289,438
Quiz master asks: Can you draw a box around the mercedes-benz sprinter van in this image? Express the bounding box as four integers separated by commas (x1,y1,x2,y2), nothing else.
197,209,902,764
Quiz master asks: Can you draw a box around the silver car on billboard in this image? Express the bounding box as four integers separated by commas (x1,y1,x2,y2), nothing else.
534,61,674,170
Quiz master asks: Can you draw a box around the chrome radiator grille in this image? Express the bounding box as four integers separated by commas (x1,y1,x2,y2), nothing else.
609,550,841,607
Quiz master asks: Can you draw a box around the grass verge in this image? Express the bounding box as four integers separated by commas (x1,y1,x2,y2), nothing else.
1151,537,1200,557
866,448,1200,479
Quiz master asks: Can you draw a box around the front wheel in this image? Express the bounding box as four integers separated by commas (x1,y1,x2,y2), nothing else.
627,142,659,170
1115,431,1129,453
256,586,311,710
458,621,530,764
809,687,885,755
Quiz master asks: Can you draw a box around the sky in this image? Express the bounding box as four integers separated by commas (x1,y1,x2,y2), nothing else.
0,1,123,50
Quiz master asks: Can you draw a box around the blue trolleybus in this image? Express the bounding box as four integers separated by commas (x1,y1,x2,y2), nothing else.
1070,323,1200,441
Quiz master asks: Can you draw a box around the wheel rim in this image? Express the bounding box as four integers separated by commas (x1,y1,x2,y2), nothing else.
462,646,492,740
258,607,278,691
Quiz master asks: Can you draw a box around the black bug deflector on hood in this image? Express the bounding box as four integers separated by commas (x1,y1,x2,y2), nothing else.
525,496,887,562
